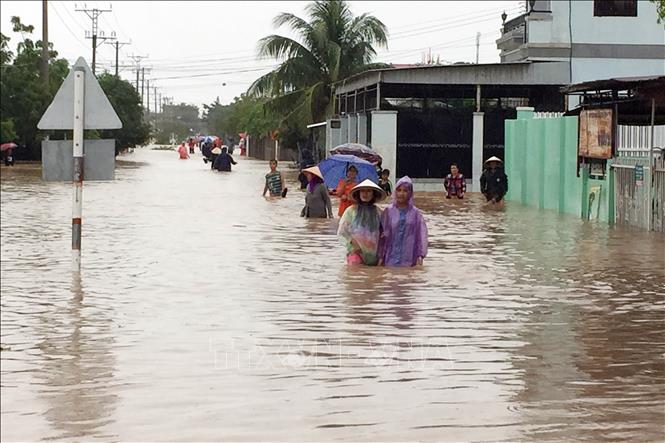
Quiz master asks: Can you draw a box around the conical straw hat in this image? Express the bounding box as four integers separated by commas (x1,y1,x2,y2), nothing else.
302,165,324,180
350,179,387,203
484,156,503,164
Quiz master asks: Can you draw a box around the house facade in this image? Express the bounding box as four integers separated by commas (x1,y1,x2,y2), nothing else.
497,0,665,85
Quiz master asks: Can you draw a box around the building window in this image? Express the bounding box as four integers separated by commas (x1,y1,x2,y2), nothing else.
593,0,637,17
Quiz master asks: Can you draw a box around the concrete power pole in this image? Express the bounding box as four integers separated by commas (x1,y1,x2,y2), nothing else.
41,0,49,88
106,40,130,76
128,54,148,92
475,32,481,64
76,5,115,75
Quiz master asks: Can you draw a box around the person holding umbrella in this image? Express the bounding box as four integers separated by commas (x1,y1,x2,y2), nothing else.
337,179,386,266
300,166,333,218
1,142,18,166
335,164,359,217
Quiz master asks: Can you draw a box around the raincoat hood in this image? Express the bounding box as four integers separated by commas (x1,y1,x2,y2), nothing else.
392,176,414,207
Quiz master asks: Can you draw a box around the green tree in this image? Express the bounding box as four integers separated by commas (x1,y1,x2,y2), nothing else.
0,17,69,158
249,0,388,126
97,73,151,154
203,94,282,144
651,0,665,23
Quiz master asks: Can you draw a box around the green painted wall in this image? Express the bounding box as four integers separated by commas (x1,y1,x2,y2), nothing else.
505,110,613,223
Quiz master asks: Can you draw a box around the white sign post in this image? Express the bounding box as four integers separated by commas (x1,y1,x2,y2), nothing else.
38,57,122,271
72,67,84,270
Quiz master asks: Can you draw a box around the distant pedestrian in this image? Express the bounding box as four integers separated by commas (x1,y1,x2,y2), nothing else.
379,176,428,267
188,138,195,154
177,143,189,160
4,148,15,166
300,166,333,218
263,159,286,197
335,164,359,217
210,147,221,168
378,168,392,196
212,146,237,172
480,156,508,204
337,179,386,266
443,163,466,199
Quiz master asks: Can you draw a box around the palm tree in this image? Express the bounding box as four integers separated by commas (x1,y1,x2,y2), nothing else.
248,0,388,126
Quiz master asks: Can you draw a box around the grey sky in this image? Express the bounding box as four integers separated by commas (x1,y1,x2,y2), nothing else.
1,1,522,109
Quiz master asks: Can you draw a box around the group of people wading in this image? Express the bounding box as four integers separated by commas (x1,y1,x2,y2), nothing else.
263,156,508,267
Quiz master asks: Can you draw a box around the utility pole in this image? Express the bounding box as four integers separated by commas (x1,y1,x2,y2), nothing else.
154,86,158,114
146,80,150,113
76,4,116,75
41,0,49,88
128,54,148,92
475,32,481,64
106,40,130,76
141,67,145,105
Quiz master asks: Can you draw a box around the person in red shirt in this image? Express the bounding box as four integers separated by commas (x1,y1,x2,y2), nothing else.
443,163,466,199
335,165,359,216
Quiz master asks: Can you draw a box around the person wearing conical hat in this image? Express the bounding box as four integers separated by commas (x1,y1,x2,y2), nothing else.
480,156,508,204
337,179,386,266
378,176,428,267
300,166,333,218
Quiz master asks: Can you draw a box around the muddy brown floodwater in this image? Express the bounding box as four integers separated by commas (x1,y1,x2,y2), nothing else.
1,148,664,442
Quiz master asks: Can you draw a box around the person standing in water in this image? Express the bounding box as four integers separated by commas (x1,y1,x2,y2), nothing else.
212,146,237,172
263,159,286,198
337,179,386,266
443,163,466,199
480,156,508,204
379,176,428,267
335,164,359,217
300,166,333,218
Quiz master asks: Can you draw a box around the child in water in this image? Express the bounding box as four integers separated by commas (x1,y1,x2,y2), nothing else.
379,176,428,267
337,179,386,266
378,168,393,196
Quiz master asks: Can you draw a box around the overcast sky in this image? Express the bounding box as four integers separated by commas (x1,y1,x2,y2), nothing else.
1,1,523,109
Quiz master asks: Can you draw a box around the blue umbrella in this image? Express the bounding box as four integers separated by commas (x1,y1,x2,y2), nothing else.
318,154,378,189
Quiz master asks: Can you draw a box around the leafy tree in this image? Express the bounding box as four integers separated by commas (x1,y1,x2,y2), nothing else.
152,102,201,144
651,0,665,23
0,17,69,159
203,94,282,144
249,0,388,126
97,73,151,154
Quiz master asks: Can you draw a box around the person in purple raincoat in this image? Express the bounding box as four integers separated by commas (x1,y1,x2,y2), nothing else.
378,176,428,267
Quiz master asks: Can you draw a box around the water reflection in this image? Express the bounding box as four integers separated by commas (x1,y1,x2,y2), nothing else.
34,274,118,440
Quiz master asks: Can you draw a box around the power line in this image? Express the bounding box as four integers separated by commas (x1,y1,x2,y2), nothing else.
49,2,89,50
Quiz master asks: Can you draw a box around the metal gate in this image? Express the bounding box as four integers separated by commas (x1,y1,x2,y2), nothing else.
653,164,665,232
612,164,652,230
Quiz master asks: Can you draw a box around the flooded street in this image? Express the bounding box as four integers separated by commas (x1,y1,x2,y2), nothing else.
1,148,664,442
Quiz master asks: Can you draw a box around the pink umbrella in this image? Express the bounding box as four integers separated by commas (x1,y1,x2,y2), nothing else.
1,142,18,151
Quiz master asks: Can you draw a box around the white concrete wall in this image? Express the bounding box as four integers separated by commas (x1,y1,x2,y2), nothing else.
357,113,367,145
340,115,349,144
348,114,358,143
572,58,665,83
371,111,397,182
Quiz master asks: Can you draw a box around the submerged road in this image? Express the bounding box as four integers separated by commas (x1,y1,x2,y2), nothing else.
1,148,664,441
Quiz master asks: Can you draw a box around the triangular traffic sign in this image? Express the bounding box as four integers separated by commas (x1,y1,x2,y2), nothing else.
38,57,122,130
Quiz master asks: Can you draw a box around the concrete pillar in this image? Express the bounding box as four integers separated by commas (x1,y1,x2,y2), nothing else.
517,106,535,120
246,135,250,158
340,115,349,144
371,110,397,180
348,114,358,143
472,112,484,192
326,119,342,154
357,113,368,145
